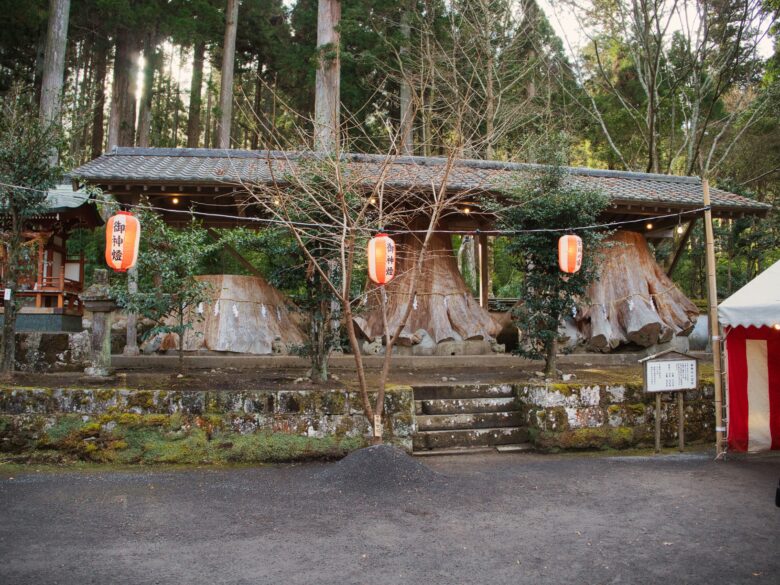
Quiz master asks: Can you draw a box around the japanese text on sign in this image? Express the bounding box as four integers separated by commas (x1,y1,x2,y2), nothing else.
644,359,697,392
110,220,126,264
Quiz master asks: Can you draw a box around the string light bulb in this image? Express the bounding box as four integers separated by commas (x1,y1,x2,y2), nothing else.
462,207,471,215
676,215,684,234
369,197,377,205
645,222,653,230
773,323,780,331
171,197,179,205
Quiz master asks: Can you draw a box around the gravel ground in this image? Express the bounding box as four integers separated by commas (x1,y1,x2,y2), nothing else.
0,449,778,585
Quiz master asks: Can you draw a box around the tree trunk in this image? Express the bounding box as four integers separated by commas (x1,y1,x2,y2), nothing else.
108,28,139,149
251,62,262,150
187,41,206,148
485,52,495,159
178,305,185,374
172,78,180,147
217,0,239,149
91,38,108,158
398,6,413,155
204,68,213,147
39,0,70,163
137,31,158,148
314,0,341,153
576,230,699,351
544,337,557,377
353,231,500,346
0,214,22,377
1,273,18,377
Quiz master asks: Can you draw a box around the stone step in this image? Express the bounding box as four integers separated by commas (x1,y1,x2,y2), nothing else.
417,412,523,431
415,396,517,415
413,426,529,450
412,384,514,401
495,443,534,453
413,443,534,457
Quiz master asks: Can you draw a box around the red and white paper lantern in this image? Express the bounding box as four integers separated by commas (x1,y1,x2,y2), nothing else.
105,211,141,272
558,234,583,274
367,233,396,285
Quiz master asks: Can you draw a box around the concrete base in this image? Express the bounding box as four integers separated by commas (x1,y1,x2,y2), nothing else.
0,313,83,332
111,351,713,371
83,367,113,378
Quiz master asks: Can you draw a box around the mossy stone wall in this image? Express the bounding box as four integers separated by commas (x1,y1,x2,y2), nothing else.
0,386,415,463
516,382,715,452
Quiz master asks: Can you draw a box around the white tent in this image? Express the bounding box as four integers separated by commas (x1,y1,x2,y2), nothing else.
718,260,780,452
719,260,780,328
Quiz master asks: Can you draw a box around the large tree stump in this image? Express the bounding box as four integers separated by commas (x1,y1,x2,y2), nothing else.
161,274,305,355
576,230,698,351
353,232,500,345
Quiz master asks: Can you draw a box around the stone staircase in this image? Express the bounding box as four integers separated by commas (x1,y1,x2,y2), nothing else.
412,383,531,455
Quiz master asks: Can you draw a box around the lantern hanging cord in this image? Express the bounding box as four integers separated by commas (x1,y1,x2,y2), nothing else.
0,180,711,236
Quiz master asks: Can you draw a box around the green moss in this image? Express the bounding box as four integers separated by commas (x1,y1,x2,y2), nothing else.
111,413,143,426
95,389,115,402
80,422,102,436
549,383,574,396
167,412,184,430
143,414,169,427
533,426,636,452
607,405,621,414
540,406,568,430
42,415,84,442
608,426,634,448
322,391,346,414
628,403,646,416
126,391,155,410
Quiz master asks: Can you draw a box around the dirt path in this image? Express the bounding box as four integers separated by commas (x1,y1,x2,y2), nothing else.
1,450,777,584
9,360,715,392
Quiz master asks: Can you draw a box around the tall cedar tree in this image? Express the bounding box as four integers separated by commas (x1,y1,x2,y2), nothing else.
0,87,63,376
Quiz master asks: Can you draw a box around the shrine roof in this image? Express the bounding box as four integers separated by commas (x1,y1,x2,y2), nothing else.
72,147,772,217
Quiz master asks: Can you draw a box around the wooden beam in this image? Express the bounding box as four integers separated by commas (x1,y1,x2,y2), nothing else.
478,232,489,308
206,228,265,278
666,218,696,277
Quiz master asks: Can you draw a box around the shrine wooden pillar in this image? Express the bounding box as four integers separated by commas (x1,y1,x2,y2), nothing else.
478,232,489,308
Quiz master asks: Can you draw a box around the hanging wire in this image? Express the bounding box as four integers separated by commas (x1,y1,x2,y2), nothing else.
0,180,712,236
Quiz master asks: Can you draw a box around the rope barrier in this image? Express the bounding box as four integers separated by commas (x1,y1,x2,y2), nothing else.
0,180,710,237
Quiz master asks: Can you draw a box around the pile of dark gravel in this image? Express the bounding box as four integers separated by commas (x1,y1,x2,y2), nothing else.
317,444,440,492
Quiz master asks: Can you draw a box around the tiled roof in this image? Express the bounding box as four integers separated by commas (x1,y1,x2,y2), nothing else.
72,147,772,215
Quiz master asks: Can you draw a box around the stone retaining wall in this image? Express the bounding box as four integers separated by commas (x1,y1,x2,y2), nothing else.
516,382,715,451
0,386,415,462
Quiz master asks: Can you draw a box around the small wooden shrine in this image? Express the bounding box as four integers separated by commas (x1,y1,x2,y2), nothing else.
0,184,102,332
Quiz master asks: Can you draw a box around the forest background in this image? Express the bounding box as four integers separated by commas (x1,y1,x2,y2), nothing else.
1,0,779,303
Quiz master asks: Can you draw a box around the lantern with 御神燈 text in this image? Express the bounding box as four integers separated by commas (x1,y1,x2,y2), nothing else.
558,234,583,274
368,233,396,285
105,211,140,272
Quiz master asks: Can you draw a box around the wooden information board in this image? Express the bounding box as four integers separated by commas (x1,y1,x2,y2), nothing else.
639,350,699,453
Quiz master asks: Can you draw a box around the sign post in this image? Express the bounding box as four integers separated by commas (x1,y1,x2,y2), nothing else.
639,350,699,453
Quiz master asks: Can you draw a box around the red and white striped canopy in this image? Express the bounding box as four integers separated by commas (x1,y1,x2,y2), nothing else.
725,326,780,452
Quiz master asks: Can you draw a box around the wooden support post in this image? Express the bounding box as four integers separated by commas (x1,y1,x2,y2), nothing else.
655,393,662,453
123,267,140,356
702,178,725,456
478,232,489,308
678,392,685,452
206,229,265,279
666,219,696,277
